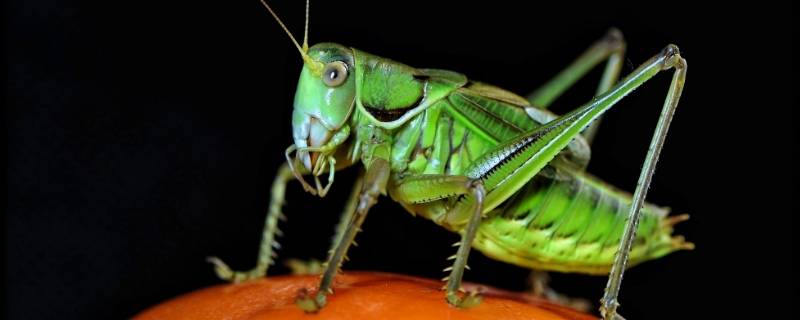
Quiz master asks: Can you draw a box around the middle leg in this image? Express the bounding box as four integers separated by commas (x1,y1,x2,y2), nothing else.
390,174,486,307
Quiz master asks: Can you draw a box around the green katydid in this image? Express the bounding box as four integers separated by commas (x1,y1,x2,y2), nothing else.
206,1,692,319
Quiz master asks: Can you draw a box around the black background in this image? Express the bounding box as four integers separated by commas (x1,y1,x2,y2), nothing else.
6,0,794,319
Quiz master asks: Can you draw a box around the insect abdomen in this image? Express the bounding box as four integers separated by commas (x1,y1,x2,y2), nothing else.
473,170,692,274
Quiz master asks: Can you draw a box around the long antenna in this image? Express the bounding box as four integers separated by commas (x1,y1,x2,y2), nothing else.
303,0,310,51
258,0,323,75
258,0,303,56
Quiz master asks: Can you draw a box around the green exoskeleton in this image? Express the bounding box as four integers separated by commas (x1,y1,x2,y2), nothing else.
207,1,693,319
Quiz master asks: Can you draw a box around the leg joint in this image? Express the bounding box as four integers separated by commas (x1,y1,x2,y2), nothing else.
601,28,626,52
468,179,486,203
661,44,686,70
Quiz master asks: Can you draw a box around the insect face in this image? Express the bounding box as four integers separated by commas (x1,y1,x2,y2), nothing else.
291,43,355,171
285,43,357,195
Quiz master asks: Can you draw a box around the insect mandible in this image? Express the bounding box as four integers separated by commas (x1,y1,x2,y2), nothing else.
207,1,692,319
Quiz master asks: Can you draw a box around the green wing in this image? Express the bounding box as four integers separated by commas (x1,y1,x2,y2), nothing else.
444,81,591,173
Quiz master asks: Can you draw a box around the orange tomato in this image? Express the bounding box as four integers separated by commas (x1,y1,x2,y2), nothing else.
135,272,595,320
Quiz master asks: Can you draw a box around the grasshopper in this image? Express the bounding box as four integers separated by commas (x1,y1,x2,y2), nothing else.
207,1,692,319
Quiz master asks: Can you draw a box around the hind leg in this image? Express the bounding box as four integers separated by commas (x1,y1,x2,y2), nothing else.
526,28,626,143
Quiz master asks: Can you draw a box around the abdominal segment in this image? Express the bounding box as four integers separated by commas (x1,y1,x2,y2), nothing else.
472,171,689,274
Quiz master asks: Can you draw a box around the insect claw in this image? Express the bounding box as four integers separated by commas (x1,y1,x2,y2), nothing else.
457,290,483,309
206,256,235,281
205,256,223,266
295,289,321,313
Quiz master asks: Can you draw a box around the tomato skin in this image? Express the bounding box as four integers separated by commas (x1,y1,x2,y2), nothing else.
135,272,595,320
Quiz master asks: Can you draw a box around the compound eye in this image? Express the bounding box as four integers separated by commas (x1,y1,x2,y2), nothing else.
321,61,348,87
